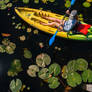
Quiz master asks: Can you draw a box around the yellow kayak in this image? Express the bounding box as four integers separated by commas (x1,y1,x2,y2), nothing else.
15,7,92,41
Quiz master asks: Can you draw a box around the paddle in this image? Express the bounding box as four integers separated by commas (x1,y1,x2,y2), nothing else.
49,0,76,46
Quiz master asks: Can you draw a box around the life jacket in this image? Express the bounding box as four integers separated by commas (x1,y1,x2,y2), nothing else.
77,24,91,35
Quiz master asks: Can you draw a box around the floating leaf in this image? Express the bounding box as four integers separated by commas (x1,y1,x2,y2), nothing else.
41,0,48,4
76,58,88,71
48,0,55,3
48,77,60,89
0,4,7,10
4,0,10,3
83,1,91,8
10,79,22,92
5,45,14,54
33,29,39,34
36,53,51,68
27,27,32,32
67,72,82,87
49,63,61,76
65,0,71,8
62,65,68,79
24,49,32,59
82,69,92,83
19,35,26,41
8,59,23,77
27,65,39,77
9,42,16,50
34,0,39,4
22,0,29,4
0,45,6,53
67,60,77,72
38,68,50,79
2,38,10,46
7,3,12,7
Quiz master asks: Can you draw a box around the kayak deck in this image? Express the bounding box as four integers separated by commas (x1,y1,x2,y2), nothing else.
15,7,92,41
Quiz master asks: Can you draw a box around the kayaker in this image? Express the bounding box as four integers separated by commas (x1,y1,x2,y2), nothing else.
40,9,78,32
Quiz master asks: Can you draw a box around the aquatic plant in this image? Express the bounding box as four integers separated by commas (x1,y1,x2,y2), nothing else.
27,65,39,77
67,72,82,87
48,77,60,89
34,0,39,4
5,45,14,54
76,58,88,71
82,69,92,83
8,59,23,77
2,38,10,46
10,79,22,92
49,63,61,76
0,45,6,53
19,35,26,41
83,1,91,8
62,65,68,79
41,0,48,4
36,53,51,68
67,60,77,72
38,68,50,79
24,49,32,59
65,0,71,8
0,0,12,10
22,0,29,4
48,0,55,3
78,14,84,21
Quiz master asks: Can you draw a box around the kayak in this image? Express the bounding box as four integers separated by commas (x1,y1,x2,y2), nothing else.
15,7,92,41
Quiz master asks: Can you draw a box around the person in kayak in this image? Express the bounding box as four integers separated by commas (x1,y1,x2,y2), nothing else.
40,9,78,32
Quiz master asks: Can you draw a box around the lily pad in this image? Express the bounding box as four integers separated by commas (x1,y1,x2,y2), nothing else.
83,1,91,8
0,45,6,53
82,69,92,83
22,0,29,4
8,59,23,77
24,49,32,59
67,60,77,72
36,53,51,68
34,0,39,4
10,79,22,92
27,65,39,77
38,68,50,79
49,63,61,76
5,45,14,54
48,77,60,89
65,0,71,8
48,0,55,3
76,58,88,71
2,38,10,46
62,65,68,79
67,72,82,87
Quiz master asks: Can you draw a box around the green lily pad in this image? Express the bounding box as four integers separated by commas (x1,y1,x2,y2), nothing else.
62,65,68,79
49,63,61,76
4,0,10,4
83,1,91,8
22,0,29,4
34,0,39,4
36,53,51,68
82,69,92,83
2,38,10,46
65,0,71,8
10,79,22,92
38,68,50,79
76,58,88,71
48,77,60,89
0,45,6,53
67,60,77,72
27,65,39,77
5,45,14,54
24,49,32,59
48,0,55,3
67,72,82,87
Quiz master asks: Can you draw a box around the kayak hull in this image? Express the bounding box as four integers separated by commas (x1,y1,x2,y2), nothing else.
15,7,92,41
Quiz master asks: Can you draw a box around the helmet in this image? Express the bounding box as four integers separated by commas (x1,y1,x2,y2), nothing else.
69,10,77,19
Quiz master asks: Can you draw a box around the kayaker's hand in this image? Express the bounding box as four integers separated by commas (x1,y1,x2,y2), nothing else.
66,10,70,15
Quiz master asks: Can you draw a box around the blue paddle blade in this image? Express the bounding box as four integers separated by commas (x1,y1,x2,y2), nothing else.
49,31,58,46
71,0,76,5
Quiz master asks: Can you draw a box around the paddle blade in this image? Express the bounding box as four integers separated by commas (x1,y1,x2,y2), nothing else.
49,31,58,46
71,0,76,5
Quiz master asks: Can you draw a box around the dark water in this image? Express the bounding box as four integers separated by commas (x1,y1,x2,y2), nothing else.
0,0,92,92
